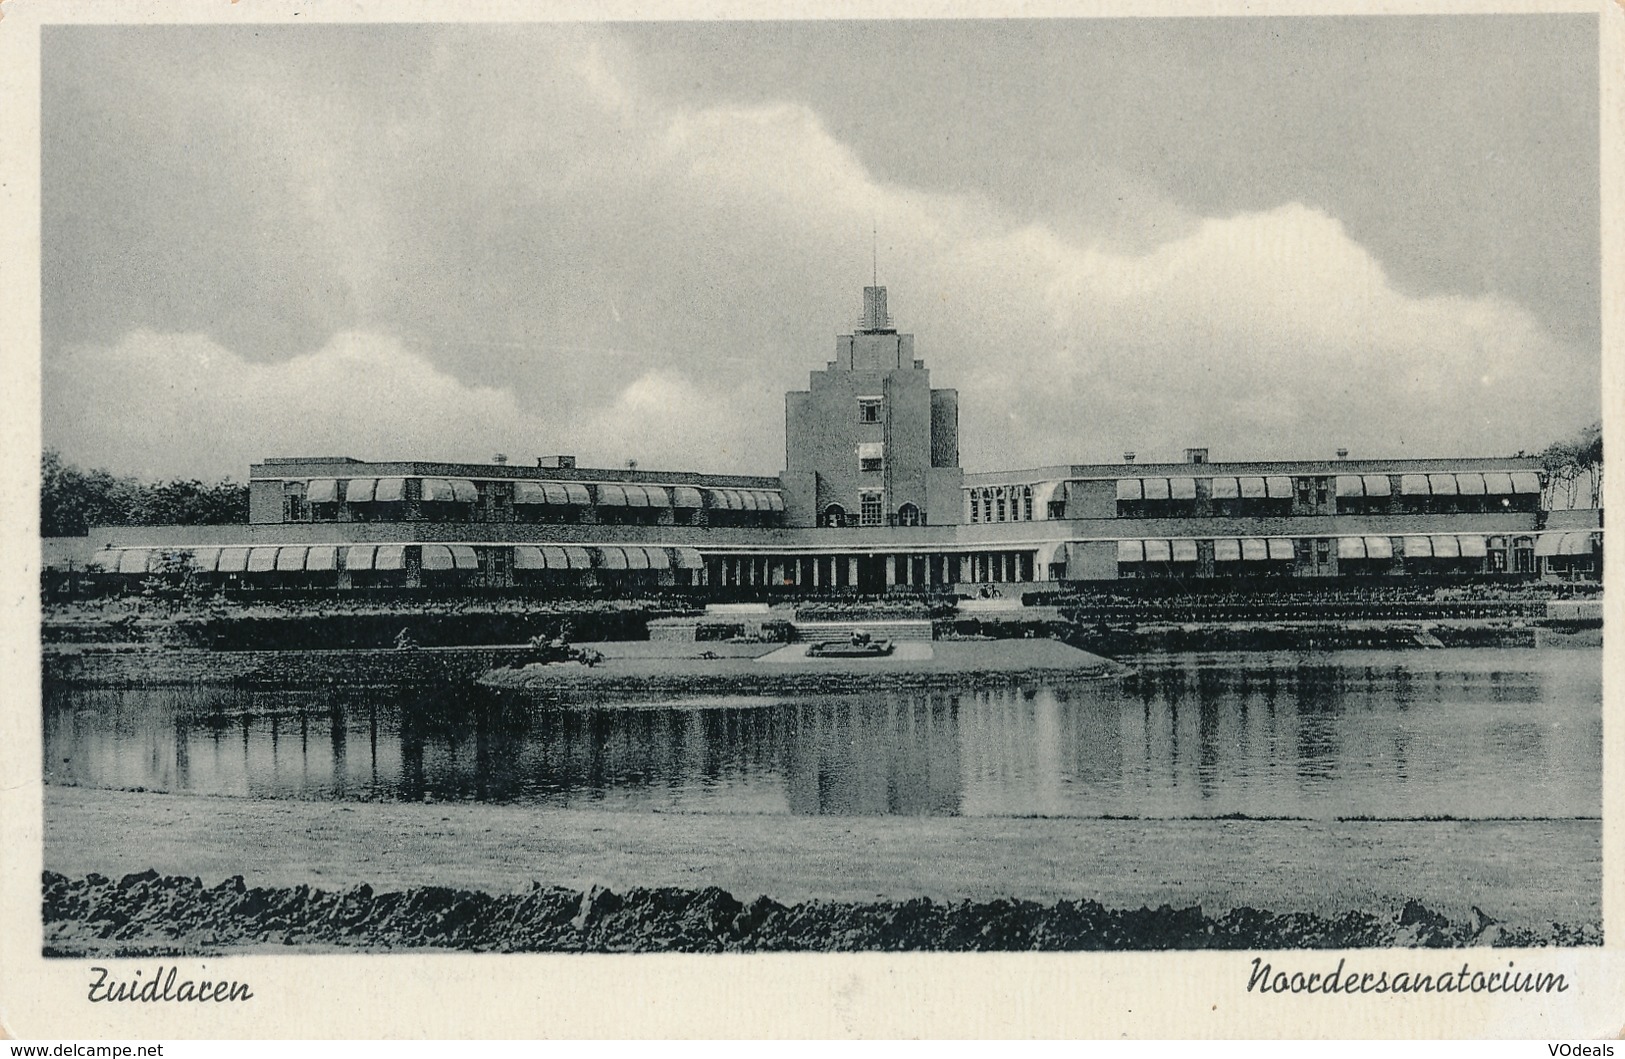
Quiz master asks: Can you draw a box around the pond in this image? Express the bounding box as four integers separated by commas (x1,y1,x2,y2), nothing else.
44,648,1600,819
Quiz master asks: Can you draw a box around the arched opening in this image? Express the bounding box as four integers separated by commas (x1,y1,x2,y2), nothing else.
896,503,921,527
822,503,848,528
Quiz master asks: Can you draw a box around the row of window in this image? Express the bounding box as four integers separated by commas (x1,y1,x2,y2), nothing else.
966,485,1038,524
818,495,923,528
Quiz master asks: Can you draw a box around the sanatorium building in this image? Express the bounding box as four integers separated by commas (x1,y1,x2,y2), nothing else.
84,287,1604,592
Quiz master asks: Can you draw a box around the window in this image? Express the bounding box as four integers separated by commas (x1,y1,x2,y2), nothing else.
858,442,884,473
822,503,847,528
1022,486,1033,522
860,492,883,526
897,503,921,527
1316,539,1331,564
995,488,1007,522
1315,478,1329,507
860,456,883,473
858,398,882,423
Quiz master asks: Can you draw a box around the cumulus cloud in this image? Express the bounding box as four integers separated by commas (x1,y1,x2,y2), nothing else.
42,331,755,480
42,25,1598,481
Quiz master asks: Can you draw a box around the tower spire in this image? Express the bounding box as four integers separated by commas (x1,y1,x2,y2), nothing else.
872,221,878,287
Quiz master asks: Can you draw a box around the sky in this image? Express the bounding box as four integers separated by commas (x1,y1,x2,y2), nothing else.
40,16,1600,482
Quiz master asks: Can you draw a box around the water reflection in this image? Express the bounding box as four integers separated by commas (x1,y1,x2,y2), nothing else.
43,649,1601,819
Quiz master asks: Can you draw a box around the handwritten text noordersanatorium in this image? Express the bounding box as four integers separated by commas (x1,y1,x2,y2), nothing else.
1247,957,1568,995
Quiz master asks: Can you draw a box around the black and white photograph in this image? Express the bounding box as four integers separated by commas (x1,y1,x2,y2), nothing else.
2,0,1618,1041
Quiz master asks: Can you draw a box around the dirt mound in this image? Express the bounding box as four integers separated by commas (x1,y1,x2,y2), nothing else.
41,872,1600,955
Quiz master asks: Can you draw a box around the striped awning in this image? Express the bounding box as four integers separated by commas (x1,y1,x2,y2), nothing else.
1482,472,1514,495
1031,481,1064,512
1457,535,1488,558
737,490,761,511
562,546,593,569
513,545,546,570
1427,473,1458,496
622,546,652,570
1209,477,1239,499
672,547,704,570
1264,476,1293,498
1142,478,1170,501
621,485,651,508
450,479,478,503
642,546,672,570
540,546,571,570
374,544,406,571
420,478,455,502
1267,538,1295,561
1400,474,1431,495
117,548,152,575
217,547,251,573
1403,536,1434,558
1511,472,1542,494
346,478,377,503
1455,473,1486,496
1337,537,1367,560
375,478,406,502
1362,475,1392,497
562,484,592,505
641,485,671,508
192,547,222,573
671,487,703,508
1240,538,1269,562
513,482,548,505
344,544,376,572
595,546,629,570
1171,538,1199,563
1431,535,1460,559
306,479,339,504
1117,539,1144,563
707,488,737,510
91,549,122,571
1142,539,1171,562
1213,539,1242,562
760,491,786,511
449,545,479,570
1561,532,1597,556
420,544,455,572
274,546,308,572
1335,474,1365,497
1364,536,1394,560
596,484,628,506
247,547,279,573
306,545,338,572
1116,478,1143,501
1239,476,1267,498
1168,477,1197,500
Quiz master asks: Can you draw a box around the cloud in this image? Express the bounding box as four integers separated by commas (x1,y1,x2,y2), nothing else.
43,25,1599,481
42,331,757,480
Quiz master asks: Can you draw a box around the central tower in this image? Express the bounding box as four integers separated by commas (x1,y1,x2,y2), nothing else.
781,286,962,528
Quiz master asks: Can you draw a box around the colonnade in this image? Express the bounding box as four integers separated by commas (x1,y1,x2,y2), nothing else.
707,551,1036,588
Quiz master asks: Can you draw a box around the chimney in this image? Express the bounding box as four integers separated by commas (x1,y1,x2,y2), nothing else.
1335,448,1349,460
1123,451,1137,464
1183,448,1209,465
537,455,577,469
492,454,508,465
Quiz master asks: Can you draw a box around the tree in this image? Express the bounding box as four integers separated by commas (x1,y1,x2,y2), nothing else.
41,450,251,536
1537,421,1603,511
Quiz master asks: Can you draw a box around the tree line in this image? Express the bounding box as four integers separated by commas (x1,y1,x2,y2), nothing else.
1536,420,1603,511
42,449,249,537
